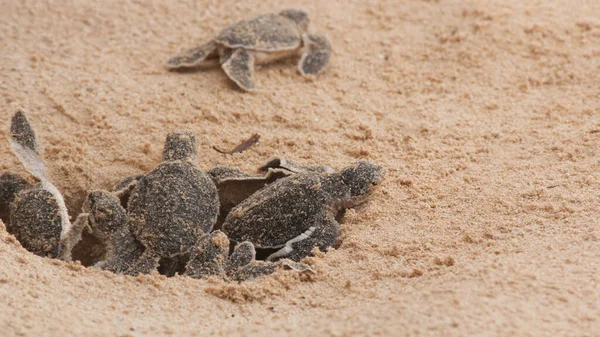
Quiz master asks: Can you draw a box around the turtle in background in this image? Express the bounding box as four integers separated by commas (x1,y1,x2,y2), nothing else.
165,9,332,91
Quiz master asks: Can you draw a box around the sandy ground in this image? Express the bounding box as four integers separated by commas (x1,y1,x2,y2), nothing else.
1,0,600,336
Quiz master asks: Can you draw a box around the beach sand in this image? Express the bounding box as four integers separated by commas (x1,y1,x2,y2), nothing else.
1,0,599,336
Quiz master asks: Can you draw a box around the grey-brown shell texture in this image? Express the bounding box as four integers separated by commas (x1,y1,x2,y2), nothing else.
223,172,340,248
9,188,62,257
215,13,302,51
127,161,219,257
222,161,385,261
126,132,219,258
0,172,31,223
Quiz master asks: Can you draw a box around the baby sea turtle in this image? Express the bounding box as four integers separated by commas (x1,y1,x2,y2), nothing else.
124,132,221,274
5,112,87,260
165,9,332,91
222,161,385,262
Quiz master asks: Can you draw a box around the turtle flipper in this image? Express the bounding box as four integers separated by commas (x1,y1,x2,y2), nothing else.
298,34,332,76
221,48,256,91
184,230,230,279
9,111,74,260
229,261,278,282
266,216,339,262
224,241,256,276
57,213,90,261
165,41,219,69
9,111,46,181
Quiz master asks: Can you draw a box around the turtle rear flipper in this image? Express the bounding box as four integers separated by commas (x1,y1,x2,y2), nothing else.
224,241,256,276
9,111,46,181
299,34,331,76
229,261,278,282
221,48,256,91
185,231,230,279
123,250,160,276
165,41,219,69
57,213,91,261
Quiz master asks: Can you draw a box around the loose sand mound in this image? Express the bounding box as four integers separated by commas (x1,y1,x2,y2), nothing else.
1,0,599,336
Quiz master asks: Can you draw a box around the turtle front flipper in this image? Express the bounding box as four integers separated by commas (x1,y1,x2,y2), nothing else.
57,213,90,261
184,230,230,279
229,261,279,282
8,111,74,260
165,41,219,69
298,34,332,76
221,48,257,91
266,215,339,262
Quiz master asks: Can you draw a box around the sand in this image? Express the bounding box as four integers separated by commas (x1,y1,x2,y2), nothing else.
1,0,599,336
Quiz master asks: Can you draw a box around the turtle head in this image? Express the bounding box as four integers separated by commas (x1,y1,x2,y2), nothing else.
82,190,126,239
339,161,385,199
162,132,198,163
280,9,309,32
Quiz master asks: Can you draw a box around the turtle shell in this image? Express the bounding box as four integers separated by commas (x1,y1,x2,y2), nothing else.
214,13,302,51
222,172,341,248
127,161,219,257
0,172,31,223
9,187,62,257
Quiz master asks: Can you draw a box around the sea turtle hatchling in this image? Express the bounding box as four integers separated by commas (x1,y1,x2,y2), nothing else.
4,112,87,260
208,157,335,225
165,9,332,91
122,132,221,274
222,161,385,262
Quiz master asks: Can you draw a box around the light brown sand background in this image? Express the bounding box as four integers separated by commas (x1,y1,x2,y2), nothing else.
1,0,599,336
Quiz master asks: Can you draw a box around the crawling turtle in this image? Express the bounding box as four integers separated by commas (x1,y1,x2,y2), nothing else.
4,112,87,260
165,9,332,91
222,161,385,262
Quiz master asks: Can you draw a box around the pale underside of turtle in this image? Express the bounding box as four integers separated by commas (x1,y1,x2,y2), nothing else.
165,9,332,91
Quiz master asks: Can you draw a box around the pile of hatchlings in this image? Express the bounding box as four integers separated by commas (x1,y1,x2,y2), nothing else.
1,112,384,281
0,9,385,282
